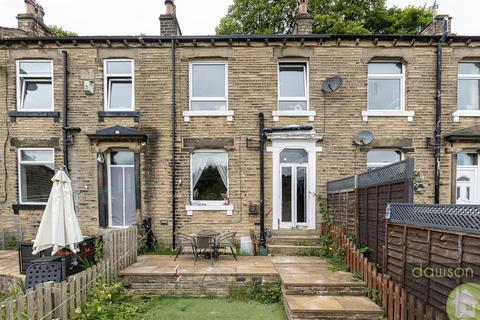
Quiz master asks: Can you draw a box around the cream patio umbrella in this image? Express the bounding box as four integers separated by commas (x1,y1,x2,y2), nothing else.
32,169,84,255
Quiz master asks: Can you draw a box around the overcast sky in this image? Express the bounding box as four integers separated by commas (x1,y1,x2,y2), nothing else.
0,0,478,36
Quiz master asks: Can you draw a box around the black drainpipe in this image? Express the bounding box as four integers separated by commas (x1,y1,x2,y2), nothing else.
259,113,266,250
171,38,177,249
434,19,449,204
62,51,69,171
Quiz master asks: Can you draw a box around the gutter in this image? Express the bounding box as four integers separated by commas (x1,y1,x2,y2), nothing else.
171,38,177,249
6,33,480,46
434,19,449,204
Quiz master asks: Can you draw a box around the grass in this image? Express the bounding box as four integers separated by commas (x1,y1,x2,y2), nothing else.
132,297,287,320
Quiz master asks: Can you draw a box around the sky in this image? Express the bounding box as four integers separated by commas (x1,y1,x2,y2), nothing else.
0,0,478,36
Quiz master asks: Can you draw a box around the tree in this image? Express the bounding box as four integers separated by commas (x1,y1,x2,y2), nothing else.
216,0,434,35
48,25,78,37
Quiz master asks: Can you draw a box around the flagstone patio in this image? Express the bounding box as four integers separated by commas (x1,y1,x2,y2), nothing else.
0,251,23,293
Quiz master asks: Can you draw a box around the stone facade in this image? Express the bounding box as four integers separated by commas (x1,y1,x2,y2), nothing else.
0,34,479,246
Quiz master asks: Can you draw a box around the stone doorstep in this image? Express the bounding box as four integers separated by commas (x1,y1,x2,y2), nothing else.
268,235,321,245
284,295,383,315
268,245,322,256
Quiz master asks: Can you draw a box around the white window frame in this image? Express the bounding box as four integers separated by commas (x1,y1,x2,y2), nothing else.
103,59,135,111
453,62,480,122
186,149,233,215
184,61,233,121
17,148,55,205
16,60,54,112
363,62,413,122
366,149,403,170
274,61,314,121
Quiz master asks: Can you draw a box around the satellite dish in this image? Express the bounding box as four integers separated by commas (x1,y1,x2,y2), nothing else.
322,76,343,93
353,130,375,146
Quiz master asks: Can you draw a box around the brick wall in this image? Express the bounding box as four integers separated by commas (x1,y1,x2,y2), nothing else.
0,37,479,246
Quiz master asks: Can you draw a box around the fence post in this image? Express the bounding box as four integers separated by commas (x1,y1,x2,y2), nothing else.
15,293,25,320
4,298,13,320
35,283,44,319
44,282,52,320
26,289,34,320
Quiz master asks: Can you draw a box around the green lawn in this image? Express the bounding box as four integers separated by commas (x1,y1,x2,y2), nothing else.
133,297,287,320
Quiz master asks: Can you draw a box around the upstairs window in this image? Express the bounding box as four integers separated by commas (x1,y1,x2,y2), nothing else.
458,62,480,110
189,62,228,111
368,62,404,111
367,149,402,170
191,151,228,205
104,59,134,110
278,62,308,111
18,148,55,204
17,60,53,111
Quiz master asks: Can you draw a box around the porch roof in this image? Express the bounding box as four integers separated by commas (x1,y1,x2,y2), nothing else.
444,126,480,142
87,125,148,142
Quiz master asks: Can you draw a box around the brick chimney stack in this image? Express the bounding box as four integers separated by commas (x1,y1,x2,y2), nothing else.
17,0,52,36
293,0,314,35
160,0,182,36
418,14,452,35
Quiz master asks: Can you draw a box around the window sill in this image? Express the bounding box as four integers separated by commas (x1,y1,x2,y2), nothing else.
186,205,234,216
12,203,46,215
452,110,480,122
362,110,414,122
272,110,315,122
9,111,59,122
98,111,139,122
183,111,234,122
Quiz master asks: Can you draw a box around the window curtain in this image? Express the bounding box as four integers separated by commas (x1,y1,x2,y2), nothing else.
192,152,228,189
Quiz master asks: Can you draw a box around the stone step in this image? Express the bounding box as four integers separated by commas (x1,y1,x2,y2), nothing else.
268,235,321,246
281,273,366,296
284,295,384,320
271,229,321,236
268,244,321,256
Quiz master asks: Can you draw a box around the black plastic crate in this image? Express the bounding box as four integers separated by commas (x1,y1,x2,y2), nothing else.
18,236,97,275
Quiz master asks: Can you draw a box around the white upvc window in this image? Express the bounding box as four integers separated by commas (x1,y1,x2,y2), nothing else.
104,59,134,111
274,61,314,121
186,150,233,215
184,61,232,121
366,149,402,170
16,60,54,111
363,62,413,122
18,148,55,205
453,62,480,122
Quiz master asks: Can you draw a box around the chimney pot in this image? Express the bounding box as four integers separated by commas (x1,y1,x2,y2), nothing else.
298,0,308,15
165,0,175,15
25,0,36,14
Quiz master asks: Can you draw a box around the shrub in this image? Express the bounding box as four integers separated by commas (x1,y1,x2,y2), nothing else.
228,281,282,304
73,280,145,320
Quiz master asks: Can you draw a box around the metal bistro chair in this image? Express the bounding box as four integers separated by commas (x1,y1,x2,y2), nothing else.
174,232,198,262
215,232,237,261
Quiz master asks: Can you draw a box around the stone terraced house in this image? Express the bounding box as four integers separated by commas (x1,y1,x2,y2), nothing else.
0,0,479,248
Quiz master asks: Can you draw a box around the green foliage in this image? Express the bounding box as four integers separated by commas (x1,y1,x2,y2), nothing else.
48,25,78,37
5,234,18,250
228,281,282,304
328,246,349,272
73,280,145,320
216,0,297,35
95,237,104,263
352,272,362,281
363,287,381,305
317,195,333,226
144,241,178,256
216,0,434,35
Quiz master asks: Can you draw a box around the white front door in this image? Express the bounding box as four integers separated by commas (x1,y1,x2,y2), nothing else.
280,163,308,228
108,151,136,227
456,152,479,205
